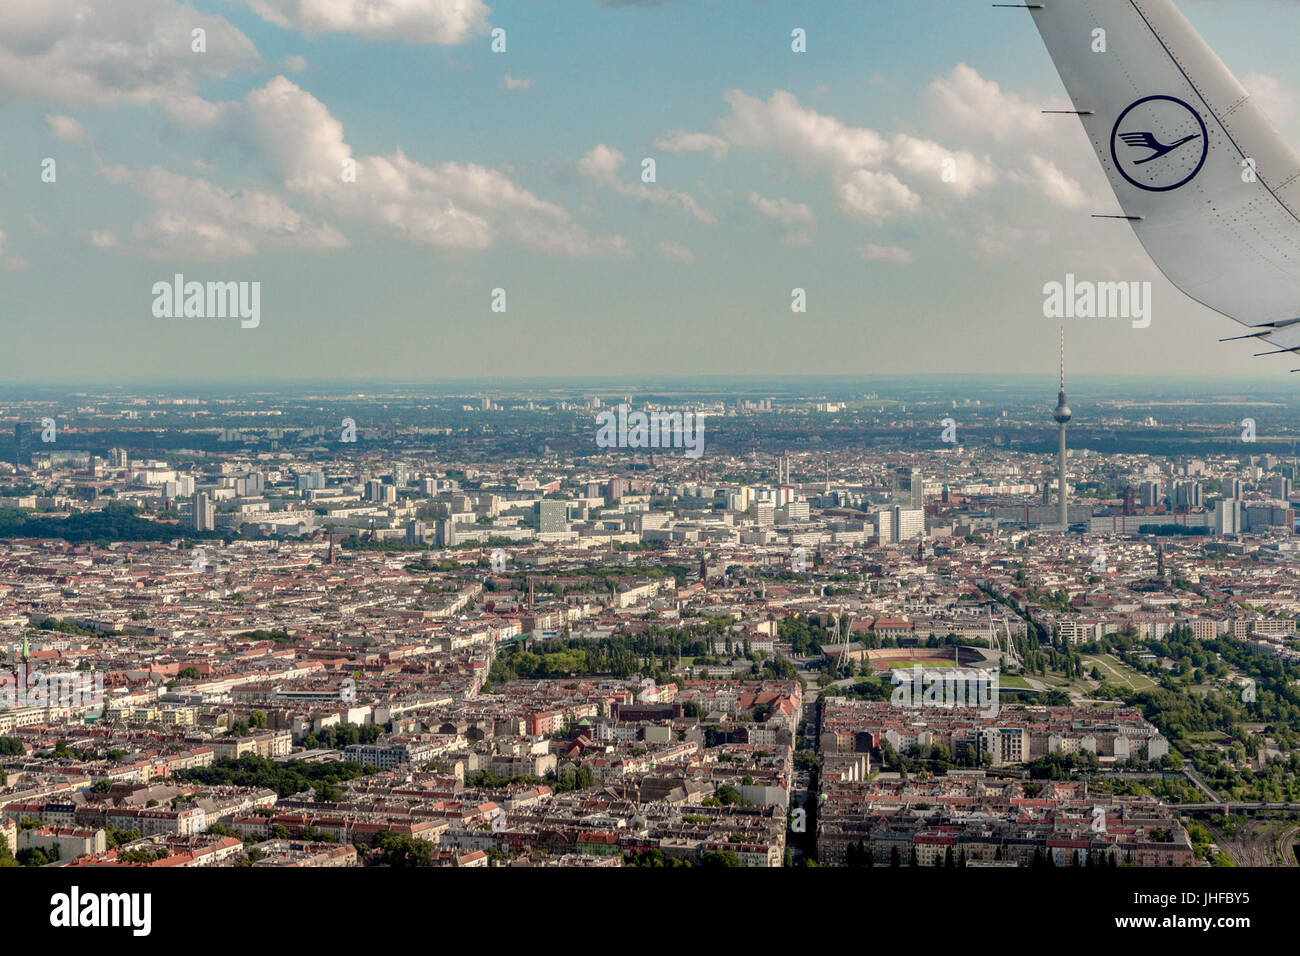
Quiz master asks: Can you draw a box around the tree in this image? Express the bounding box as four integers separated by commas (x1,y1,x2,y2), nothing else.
371,831,435,867
105,827,141,848
715,785,741,806
18,847,51,867
315,782,343,803
700,850,740,868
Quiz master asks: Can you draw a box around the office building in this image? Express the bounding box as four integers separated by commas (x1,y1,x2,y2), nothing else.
191,492,215,532
1172,480,1202,511
894,507,925,542
13,422,32,467
365,480,395,504
296,471,325,492
1244,503,1295,532
436,519,456,547
163,476,196,500
1138,480,1162,510
892,467,924,511
872,508,894,544
538,500,569,534
1214,499,1241,535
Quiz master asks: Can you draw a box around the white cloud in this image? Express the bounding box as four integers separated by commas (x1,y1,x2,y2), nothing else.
578,145,623,181
239,0,490,43
658,241,694,263
0,1,258,127
1243,71,1296,126
103,164,348,260
969,223,1050,262
652,129,729,160
891,134,996,200
834,168,919,222
578,144,715,224
859,243,915,265
241,77,625,255
282,54,310,73
502,73,532,92
89,229,119,249
1009,155,1089,210
925,63,1063,144
721,89,889,173
719,88,995,223
746,192,815,228
925,64,1100,214
45,114,86,145
244,77,350,193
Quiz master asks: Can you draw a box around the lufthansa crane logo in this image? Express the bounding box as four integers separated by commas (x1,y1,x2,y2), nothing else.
1110,95,1208,192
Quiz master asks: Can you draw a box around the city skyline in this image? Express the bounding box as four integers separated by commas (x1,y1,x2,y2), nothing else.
0,356,1296,896
1,0,1293,923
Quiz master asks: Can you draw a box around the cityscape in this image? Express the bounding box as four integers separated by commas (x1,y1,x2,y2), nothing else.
1,373,1299,877
3,0,1295,935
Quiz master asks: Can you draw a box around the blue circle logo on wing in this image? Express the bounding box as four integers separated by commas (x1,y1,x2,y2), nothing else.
1110,95,1209,192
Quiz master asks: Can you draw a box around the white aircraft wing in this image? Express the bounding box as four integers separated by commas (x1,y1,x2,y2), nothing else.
1025,0,1300,356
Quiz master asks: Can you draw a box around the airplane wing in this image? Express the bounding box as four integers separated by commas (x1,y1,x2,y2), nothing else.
1025,0,1300,356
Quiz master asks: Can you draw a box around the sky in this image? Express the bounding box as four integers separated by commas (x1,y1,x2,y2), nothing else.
3,0,1300,384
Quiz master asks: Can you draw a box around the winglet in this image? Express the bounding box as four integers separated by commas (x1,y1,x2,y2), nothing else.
1026,0,1300,346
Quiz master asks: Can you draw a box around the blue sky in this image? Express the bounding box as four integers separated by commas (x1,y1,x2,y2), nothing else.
2,0,1300,384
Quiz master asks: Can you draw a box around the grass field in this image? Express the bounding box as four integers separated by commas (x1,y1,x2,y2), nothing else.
879,659,961,672
1033,671,1077,690
1082,654,1158,692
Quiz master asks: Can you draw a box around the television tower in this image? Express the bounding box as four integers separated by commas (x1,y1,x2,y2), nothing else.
1052,327,1072,529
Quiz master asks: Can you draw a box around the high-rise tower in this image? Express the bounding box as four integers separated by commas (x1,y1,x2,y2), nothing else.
13,422,32,468
1052,328,1072,529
